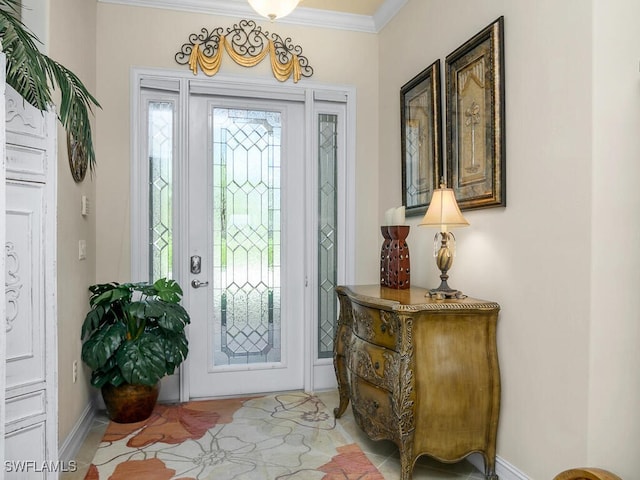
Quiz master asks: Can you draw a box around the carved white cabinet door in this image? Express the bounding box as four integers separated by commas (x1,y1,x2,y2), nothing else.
4,82,58,478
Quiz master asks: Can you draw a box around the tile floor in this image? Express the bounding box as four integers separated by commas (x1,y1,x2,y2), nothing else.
62,389,486,480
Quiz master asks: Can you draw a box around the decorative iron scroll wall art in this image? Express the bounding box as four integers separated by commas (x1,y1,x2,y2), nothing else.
175,19,313,83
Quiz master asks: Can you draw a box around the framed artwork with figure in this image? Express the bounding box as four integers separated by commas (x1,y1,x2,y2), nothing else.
446,16,506,210
400,60,442,217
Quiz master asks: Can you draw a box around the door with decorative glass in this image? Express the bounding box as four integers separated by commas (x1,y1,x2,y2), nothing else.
134,73,353,399
187,94,305,397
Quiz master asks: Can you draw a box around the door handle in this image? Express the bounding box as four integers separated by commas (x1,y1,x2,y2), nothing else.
191,279,209,289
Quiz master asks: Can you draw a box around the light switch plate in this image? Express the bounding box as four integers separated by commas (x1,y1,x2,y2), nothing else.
79,239,87,260
81,195,89,216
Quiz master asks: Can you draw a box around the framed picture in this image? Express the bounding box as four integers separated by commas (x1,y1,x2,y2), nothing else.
445,16,505,210
400,60,442,216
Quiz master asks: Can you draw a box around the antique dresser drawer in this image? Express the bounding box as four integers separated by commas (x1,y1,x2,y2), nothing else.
348,335,398,393
334,285,501,480
350,375,396,441
351,302,398,351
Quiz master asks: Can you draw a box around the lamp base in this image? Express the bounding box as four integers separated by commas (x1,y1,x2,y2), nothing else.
428,287,466,300
427,278,466,300
428,233,467,299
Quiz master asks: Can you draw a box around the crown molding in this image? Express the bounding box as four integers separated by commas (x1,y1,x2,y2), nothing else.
97,0,406,33
374,0,408,31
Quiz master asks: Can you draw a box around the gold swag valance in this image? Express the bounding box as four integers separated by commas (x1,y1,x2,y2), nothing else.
175,20,313,83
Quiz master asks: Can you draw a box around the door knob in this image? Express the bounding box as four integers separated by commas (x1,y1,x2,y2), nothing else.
191,279,209,288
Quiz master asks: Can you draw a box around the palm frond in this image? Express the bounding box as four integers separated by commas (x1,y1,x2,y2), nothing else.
0,2,50,110
0,0,101,173
43,56,100,171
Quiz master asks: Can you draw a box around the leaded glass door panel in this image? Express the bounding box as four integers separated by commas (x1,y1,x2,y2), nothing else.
188,95,304,397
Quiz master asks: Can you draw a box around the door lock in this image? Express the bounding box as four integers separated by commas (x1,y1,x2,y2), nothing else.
190,255,202,274
191,279,209,288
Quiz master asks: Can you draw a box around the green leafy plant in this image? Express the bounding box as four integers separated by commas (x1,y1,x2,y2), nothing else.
0,0,100,171
81,279,190,388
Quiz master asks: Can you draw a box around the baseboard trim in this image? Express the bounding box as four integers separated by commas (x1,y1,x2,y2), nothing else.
58,400,96,463
467,453,530,480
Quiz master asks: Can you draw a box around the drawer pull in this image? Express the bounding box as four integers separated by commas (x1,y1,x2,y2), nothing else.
380,324,387,333
374,361,380,370
373,401,380,409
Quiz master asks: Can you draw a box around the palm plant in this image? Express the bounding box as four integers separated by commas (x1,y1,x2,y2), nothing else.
0,0,100,171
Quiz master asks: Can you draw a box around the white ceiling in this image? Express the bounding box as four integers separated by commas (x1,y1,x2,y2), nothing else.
97,0,408,33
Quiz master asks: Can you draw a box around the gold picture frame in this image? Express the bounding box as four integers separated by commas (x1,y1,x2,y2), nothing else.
446,16,506,210
401,60,442,216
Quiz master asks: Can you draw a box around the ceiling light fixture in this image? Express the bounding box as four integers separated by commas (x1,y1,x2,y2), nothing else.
247,0,301,21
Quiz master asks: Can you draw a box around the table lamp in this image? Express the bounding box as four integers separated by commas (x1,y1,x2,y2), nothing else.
419,184,469,298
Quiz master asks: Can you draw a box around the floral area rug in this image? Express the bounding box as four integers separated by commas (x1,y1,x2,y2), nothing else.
84,392,384,480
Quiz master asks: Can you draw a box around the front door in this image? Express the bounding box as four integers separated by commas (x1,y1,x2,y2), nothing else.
187,94,305,398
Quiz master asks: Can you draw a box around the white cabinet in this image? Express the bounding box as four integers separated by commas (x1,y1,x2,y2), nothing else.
3,78,58,477
0,51,6,475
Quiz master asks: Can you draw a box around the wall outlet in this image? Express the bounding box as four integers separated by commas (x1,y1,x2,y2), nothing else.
72,360,78,383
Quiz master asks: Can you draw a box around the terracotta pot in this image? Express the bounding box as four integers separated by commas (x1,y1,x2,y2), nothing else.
101,382,160,423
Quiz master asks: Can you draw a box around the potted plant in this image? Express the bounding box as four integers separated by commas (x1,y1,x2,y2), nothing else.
81,278,190,423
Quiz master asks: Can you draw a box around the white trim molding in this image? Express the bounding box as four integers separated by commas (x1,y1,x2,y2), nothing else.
467,453,531,480
373,0,408,31
97,0,407,33
58,401,98,465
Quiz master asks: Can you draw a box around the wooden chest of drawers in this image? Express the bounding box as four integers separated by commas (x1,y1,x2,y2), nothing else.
334,285,501,480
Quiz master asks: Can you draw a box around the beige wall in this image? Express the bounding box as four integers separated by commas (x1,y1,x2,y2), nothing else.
380,0,639,478
590,0,640,475
48,0,98,445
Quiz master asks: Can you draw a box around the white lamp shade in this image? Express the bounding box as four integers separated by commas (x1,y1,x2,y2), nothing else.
419,187,469,230
248,0,300,20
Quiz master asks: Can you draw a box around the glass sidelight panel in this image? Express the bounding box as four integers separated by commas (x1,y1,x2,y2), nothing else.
212,107,282,366
317,114,338,358
148,101,174,281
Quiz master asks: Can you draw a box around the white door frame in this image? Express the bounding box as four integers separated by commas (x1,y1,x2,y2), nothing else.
304,97,352,391
131,67,356,401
